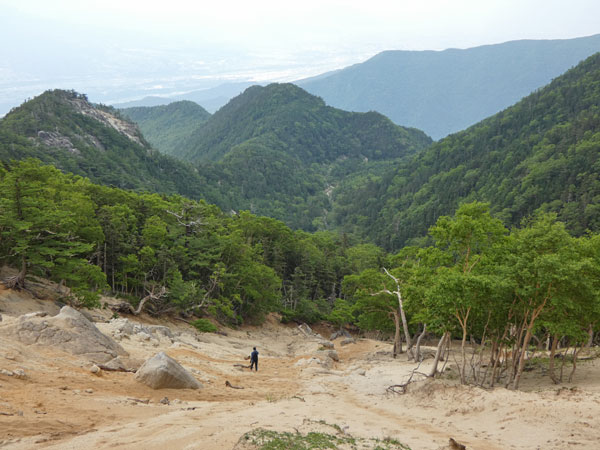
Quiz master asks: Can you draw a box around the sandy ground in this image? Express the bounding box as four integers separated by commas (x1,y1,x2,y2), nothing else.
1,284,600,450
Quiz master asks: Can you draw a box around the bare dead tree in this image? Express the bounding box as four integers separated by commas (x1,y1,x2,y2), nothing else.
166,206,204,237
373,268,414,360
111,284,168,315
3,256,27,290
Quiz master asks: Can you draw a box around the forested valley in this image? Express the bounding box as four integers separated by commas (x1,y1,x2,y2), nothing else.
1,53,600,390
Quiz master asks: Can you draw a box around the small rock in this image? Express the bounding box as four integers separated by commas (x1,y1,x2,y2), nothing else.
327,350,340,362
319,341,334,349
138,332,152,341
0,369,13,376
4,354,16,361
73,389,81,394
90,365,101,374
340,338,356,346
320,357,334,369
147,325,174,339
330,329,351,340
355,369,366,376
13,369,26,379
85,388,94,394
159,397,170,405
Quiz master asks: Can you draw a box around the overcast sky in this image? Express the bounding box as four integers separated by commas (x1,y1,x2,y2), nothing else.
1,0,599,109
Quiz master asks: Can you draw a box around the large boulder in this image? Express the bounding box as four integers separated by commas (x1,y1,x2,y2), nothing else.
3,306,127,363
134,352,202,389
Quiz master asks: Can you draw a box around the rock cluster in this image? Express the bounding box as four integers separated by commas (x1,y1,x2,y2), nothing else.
106,318,175,347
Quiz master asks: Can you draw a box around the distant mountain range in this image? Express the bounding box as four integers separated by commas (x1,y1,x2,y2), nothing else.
108,35,600,141
297,34,600,140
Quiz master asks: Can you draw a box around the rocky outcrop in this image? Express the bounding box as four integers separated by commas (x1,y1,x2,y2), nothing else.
1,306,127,363
104,318,175,344
36,130,80,154
134,352,202,390
68,97,145,146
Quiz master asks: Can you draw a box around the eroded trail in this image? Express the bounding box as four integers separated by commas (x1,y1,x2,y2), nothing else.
1,295,600,449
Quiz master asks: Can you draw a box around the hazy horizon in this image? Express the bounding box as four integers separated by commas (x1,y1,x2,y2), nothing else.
1,0,599,115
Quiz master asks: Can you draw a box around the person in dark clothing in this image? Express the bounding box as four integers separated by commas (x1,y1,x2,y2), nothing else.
250,347,259,371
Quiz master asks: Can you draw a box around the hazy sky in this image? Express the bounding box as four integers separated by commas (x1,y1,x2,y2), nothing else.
1,0,599,109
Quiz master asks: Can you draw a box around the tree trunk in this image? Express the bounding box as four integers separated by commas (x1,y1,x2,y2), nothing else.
428,332,449,377
586,325,594,348
568,347,580,382
392,311,402,358
383,268,413,359
512,320,536,390
460,320,468,384
548,335,559,384
414,324,427,362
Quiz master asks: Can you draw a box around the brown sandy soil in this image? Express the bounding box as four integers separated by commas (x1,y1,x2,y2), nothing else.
1,285,600,449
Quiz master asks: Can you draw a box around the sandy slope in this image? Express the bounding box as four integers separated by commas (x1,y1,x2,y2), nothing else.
1,286,600,450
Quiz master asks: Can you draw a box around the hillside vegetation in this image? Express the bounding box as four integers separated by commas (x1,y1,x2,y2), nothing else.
178,83,431,163
331,52,600,250
0,86,431,233
170,83,432,230
0,90,210,199
120,100,211,156
299,34,600,139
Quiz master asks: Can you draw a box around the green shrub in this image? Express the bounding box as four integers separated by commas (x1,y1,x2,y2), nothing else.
192,318,218,333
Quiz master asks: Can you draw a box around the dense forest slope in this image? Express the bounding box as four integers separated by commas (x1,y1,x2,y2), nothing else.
0,90,212,199
120,101,211,156
299,34,600,139
179,83,431,163
171,83,432,229
332,52,600,250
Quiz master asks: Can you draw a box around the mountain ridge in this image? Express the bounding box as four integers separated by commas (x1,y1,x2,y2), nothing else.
298,34,600,139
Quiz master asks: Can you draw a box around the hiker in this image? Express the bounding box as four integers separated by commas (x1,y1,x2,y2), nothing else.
250,347,259,371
